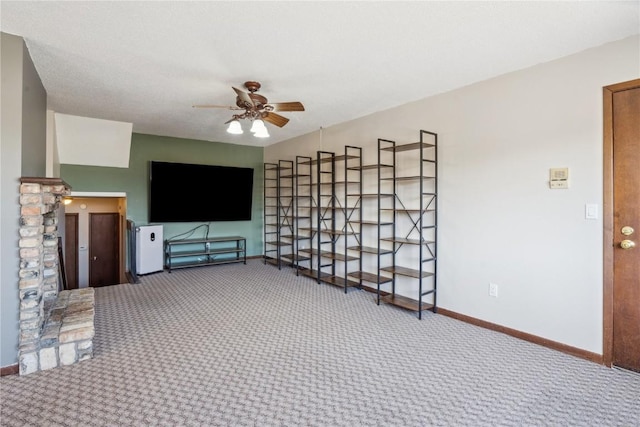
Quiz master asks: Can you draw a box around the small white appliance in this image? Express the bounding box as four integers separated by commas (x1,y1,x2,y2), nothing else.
136,225,164,275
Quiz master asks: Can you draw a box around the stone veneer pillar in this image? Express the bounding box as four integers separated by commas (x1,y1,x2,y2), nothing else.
18,178,70,356
17,177,95,374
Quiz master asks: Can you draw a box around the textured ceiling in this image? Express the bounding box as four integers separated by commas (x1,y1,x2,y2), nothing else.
2,1,638,147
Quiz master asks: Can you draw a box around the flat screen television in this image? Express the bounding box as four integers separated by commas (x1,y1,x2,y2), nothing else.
149,161,254,222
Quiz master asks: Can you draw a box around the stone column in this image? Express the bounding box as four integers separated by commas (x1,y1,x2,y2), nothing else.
17,178,71,374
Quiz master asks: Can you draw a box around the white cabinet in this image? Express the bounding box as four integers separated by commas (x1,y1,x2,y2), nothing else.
136,225,164,275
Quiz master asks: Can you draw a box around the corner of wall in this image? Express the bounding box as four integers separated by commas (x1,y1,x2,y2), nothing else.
46,109,60,177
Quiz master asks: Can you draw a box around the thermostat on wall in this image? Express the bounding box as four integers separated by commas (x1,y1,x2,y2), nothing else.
549,167,569,189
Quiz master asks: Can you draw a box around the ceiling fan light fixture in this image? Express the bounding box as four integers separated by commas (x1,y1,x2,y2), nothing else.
196,81,304,136
227,119,243,134
250,119,266,133
254,127,270,138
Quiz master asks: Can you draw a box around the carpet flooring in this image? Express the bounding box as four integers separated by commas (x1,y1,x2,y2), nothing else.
1,260,639,426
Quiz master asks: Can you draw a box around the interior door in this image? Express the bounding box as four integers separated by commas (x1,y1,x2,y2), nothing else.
89,212,120,287
604,79,640,372
64,213,79,290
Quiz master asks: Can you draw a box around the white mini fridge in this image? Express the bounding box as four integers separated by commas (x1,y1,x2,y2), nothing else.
136,225,164,275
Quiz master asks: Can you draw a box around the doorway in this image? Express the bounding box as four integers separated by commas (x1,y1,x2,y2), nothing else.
89,212,120,287
64,213,79,290
603,78,640,372
65,194,127,287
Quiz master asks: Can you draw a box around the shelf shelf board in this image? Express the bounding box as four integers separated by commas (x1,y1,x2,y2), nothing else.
380,294,434,312
380,208,436,213
359,283,391,296
209,247,244,255
348,220,393,226
281,234,309,240
381,142,435,152
320,275,361,288
264,257,279,266
299,268,333,280
167,257,244,270
167,236,245,244
334,181,360,185
319,229,355,236
348,220,375,225
280,215,309,219
299,248,358,261
298,248,322,254
347,245,393,255
166,250,209,258
265,241,293,247
347,271,393,284
361,193,395,198
299,154,359,165
334,252,359,261
281,254,311,262
380,265,434,278
381,237,435,245
381,176,436,181
354,164,394,170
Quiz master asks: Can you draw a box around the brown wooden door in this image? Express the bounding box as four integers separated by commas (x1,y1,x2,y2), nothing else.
89,213,120,287
64,214,79,290
604,79,640,372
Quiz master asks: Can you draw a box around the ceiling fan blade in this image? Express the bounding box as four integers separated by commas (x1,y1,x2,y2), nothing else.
262,112,290,128
233,87,255,108
192,104,243,110
266,102,305,112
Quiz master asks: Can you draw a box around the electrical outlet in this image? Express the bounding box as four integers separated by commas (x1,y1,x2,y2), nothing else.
489,283,499,298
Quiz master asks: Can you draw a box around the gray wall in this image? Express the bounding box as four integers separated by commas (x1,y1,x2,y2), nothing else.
21,41,47,177
0,33,47,368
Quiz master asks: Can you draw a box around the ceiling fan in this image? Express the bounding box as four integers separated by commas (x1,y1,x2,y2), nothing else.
193,81,305,134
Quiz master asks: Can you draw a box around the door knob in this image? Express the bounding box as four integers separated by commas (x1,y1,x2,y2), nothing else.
621,226,634,236
620,240,636,250
93,256,98,261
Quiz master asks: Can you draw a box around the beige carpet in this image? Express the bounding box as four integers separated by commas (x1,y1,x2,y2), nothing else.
1,260,639,426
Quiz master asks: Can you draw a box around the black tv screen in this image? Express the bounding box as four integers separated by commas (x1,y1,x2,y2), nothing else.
149,161,254,222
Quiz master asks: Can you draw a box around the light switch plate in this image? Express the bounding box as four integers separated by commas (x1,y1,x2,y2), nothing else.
585,204,598,220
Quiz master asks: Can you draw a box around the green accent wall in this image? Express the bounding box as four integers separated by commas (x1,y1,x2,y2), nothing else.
60,133,264,256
